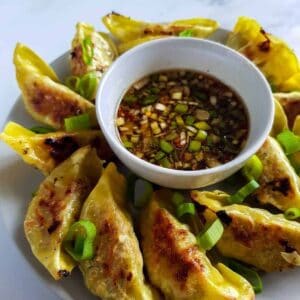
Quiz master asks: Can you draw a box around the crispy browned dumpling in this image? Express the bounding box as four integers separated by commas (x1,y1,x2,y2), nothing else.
79,163,156,300
0,121,112,175
24,146,102,280
255,136,300,211
191,190,300,272
14,43,94,129
140,189,254,300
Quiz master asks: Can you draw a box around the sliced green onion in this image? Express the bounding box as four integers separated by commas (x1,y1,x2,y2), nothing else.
194,121,211,130
176,115,185,126
175,103,188,114
195,130,207,141
277,130,300,155
185,115,195,125
141,95,157,106
165,132,178,141
160,157,171,168
196,218,224,250
123,140,133,148
124,94,138,104
176,202,195,218
30,125,55,134
284,207,300,220
160,140,174,153
155,151,165,161
179,29,194,37
134,179,153,208
64,113,91,132
63,220,96,261
229,179,260,204
65,76,81,92
242,155,263,181
81,37,94,65
172,192,185,207
188,140,201,152
78,72,98,100
224,258,263,294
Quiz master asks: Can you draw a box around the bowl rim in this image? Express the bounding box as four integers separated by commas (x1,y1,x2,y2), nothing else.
96,37,274,177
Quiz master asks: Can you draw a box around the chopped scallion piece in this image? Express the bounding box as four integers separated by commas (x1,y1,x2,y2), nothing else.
64,113,90,132
229,179,260,204
142,95,157,106
123,140,133,148
65,76,81,92
224,258,263,294
78,72,98,100
175,103,188,114
188,140,201,152
176,115,185,126
196,218,224,250
172,192,185,207
242,155,263,181
165,132,178,141
176,202,195,218
160,140,174,153
284,207,300,220
185,115,195,125
30,126,55,134
124,94,138,104
81,37,94,65
63,220,96,261
179,29,194,37
134,179,153,208
160,157,171,168
194,121,211,130
155,151,165,161
195,130,207,141
277,130,300,155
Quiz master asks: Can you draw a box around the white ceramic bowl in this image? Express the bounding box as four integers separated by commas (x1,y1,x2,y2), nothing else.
96,38,274,189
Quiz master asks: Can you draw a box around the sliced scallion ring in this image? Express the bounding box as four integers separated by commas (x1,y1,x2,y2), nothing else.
176,202,195,218
172,192,185,207
277,130,300,155
284,207,300,220
242,155,263,181
63,220,96,261
229,179,260,204
65,76,81,92
81,37,94,65
64,113,91,132
224,258,263,294
30,126,55,134
78,72,98,100
179,29,194,37
196,218,224,250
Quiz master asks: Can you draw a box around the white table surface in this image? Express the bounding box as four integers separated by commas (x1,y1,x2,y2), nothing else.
1,0,300,298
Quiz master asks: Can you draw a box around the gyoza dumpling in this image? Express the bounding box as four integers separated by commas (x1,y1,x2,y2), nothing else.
70,22,117,78
79,163,155,300
14,43,94,129
24,146,102,279
270,98,288,137
255,136,300,211
0,121,112,175
191,190,300,272
140,189,254,300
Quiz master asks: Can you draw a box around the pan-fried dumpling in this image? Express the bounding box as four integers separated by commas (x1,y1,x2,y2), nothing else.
24,146,102,280
70,22,117,77
227,17,300,92
255,136,300,210
79,163,155,300
140,189,254,300
191,190,300,272
274,92,300,128
0,121,112,175
103,12,218,52
14,43,94,129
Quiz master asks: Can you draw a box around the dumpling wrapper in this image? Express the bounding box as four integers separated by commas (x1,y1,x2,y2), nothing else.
70,22,117,77
191,190,300,272
24,146,102,280
255,136,300,210
0,121,112,175
270,97,288,137
140,189,254,300
227,17,300,92
14,43,94,129
79,163,156,300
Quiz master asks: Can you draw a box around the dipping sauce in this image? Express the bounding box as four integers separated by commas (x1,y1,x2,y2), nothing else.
116,70,249,170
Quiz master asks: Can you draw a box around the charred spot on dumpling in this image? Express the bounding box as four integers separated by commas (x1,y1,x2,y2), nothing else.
258,29,271,52
279,239,296,253
280,99,300,128
269,178,291,196
216,210,232,226
44,136,79,163
58,270,70,278
91,136,114,160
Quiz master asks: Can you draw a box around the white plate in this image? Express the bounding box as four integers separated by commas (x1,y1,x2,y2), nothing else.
0,28,300,300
